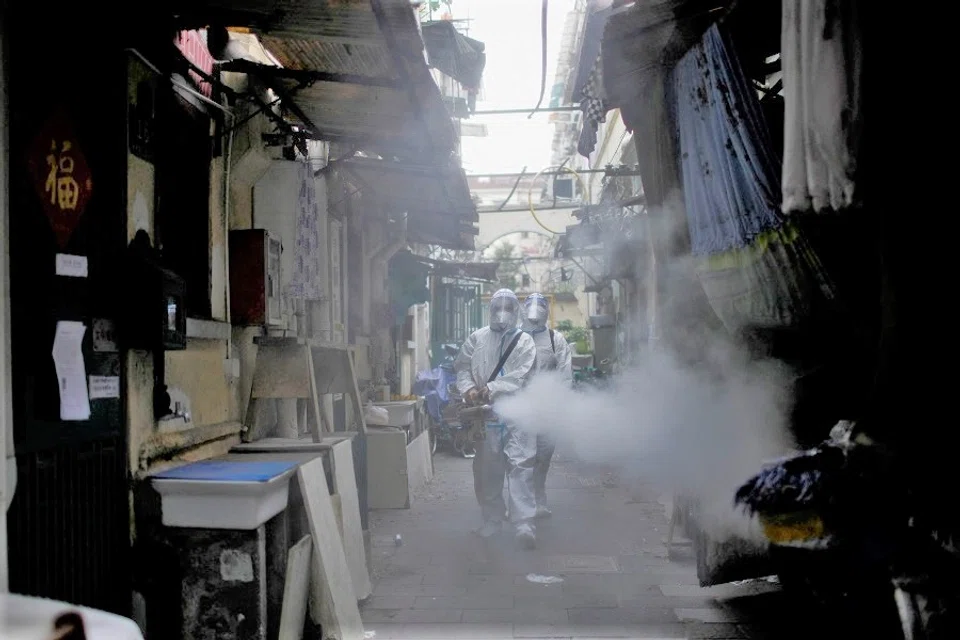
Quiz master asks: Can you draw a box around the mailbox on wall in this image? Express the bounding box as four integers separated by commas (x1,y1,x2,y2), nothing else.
120,230,187,351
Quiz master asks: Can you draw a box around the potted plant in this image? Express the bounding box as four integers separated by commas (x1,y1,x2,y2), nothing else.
555,320,591,354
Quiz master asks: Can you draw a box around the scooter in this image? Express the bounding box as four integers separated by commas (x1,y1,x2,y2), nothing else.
735,422,960,638
413,345,477,458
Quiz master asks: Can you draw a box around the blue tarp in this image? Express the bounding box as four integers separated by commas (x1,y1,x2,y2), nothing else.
672,24,784,257
153,460,297,482
413,364,456,423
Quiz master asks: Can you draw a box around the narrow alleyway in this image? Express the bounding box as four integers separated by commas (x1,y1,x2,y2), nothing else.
361,452,809,640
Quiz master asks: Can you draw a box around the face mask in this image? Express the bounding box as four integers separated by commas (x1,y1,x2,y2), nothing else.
490,310,516,332
526,304,548,325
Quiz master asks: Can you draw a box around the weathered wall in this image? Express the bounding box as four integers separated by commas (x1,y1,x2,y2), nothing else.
125,55,246,478
552,295,585,328
476,207,579,249
252,156,332,337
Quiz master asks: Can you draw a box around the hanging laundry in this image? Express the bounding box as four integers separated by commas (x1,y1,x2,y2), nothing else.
672,25,837,331
288,162,325,300
577,51,609,158
673,24,784,257
781,0,863,214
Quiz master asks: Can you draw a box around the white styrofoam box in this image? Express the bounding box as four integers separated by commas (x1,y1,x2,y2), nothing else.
372,401,416,427
366,427,410,509
406,429,433,496
152,469,296,530
0,593,144,639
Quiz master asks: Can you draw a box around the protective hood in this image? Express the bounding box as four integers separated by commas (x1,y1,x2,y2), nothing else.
488,288,520,333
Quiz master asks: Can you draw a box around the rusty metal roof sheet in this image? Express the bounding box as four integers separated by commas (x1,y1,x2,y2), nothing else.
181,0,468,243
204,0,456,159
262,37,395,77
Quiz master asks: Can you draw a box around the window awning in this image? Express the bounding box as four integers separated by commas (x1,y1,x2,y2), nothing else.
180,0,458,161
340,157,479,250
569,3,613,103
420,21,487,90
424,259,499,283
394,251,499,283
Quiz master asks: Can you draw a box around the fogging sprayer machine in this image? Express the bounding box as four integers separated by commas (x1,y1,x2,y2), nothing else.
457,330,523,443
458,403,496,443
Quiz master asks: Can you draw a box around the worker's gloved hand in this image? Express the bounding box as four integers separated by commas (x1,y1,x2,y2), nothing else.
465,387,481,404
478,386,491,403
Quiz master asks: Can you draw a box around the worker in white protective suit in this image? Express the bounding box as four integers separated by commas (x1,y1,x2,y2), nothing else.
455,289,540,548
521,293,573,518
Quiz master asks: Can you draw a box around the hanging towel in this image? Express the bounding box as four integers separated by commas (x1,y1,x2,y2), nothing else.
577,51,609,158
781,0,863,214
288,162,325,300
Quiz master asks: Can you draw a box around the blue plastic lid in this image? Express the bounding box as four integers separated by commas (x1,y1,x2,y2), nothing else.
153,460,298,482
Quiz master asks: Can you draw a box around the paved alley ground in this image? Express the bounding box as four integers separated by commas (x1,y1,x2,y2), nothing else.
360,452,814,640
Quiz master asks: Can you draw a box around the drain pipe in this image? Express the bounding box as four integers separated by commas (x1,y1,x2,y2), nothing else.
223,123,234,366
368,216,408,394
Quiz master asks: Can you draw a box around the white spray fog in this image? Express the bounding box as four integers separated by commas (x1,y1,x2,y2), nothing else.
496,336,795,539
496,192,798,540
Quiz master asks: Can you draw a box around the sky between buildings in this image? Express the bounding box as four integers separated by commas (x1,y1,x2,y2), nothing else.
454,0,577,176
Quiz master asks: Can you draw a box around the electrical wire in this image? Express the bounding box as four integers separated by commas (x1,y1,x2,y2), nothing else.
528,0,549,118
526,165,587,234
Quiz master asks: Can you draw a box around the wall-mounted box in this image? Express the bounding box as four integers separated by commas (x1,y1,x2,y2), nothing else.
229,229,282,327
120,231,187,351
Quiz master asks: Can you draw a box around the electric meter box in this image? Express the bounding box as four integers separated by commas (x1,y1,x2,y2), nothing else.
229,229,283,327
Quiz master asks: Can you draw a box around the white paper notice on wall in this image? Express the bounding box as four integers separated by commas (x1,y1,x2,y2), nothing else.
88,375,120,400
133,190,150,235
52,321,91,421
55,254,88,278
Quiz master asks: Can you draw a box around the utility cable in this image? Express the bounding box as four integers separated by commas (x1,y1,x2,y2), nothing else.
526,165,587,234
528,0,549,118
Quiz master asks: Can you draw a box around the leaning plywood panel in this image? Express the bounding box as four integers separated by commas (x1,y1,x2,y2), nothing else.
297,459,364,640
279,535,312,640
330,439,372,600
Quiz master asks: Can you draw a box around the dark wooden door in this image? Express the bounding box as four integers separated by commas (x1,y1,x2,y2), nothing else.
5,19,130,615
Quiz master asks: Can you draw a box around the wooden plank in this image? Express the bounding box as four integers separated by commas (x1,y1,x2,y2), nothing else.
345,351,368,434
251,342,312,399
241,396,263,443
311,346,351,397
330,439,372,600
305,346,329,442
330,494,344,540
232,437,340,453
297,458,364,640
279,535,312,640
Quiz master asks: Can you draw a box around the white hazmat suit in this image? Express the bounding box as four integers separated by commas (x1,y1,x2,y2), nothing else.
521,293,573,518
455,289,539,548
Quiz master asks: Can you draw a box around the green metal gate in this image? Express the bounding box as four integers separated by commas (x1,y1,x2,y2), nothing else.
430,279,483,367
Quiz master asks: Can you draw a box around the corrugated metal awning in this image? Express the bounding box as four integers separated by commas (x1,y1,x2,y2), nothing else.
341,157,479,250
420,21,486,90
183,0,458,160
393,251,499,283
426,260,499,283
